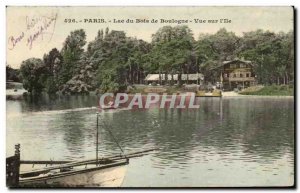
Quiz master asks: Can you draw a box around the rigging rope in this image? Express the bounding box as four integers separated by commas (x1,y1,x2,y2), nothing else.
98,113,125,156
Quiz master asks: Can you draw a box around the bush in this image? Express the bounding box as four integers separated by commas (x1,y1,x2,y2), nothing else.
239,85,293,96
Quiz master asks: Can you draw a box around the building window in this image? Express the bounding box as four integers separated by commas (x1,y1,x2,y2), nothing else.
240,63,246,68
230,64,236,68
246,73,250,77
240,73,243,78
224,73,227,78
233,74,236,78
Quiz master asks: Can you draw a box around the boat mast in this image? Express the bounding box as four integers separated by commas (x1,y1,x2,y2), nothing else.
96,112,99,165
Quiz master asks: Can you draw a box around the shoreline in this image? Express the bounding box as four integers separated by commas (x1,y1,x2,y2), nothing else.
222,95,294,98
222,91,294,98
6,90,294,101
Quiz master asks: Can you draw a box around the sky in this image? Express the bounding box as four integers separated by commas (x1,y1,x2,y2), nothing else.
6,6,294,68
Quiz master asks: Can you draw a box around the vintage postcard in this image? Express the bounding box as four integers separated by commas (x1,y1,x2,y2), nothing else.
6,6,294,188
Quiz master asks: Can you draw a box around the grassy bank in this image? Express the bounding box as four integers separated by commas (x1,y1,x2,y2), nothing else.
239,85,294,96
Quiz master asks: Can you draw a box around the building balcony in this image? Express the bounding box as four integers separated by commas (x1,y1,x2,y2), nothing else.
223,77,256,82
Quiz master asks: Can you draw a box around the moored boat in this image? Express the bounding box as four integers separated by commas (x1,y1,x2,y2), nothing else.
19,157,128,187
7,144,157,188
6,113,158,188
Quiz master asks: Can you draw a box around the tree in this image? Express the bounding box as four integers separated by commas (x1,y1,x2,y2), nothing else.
43,48,63,93
194,34,219,83
43,48,63,77
209,28,240,61
125,39,151,84
87,29,150,92
239,30,294,85
60,53,95,94
6,65,21,82
150,25,195,85
20,58,47,94
94,29,129,92
16,27,294,95
58,29,87,88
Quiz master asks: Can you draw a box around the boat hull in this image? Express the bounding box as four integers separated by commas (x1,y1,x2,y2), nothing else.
19,164,127,187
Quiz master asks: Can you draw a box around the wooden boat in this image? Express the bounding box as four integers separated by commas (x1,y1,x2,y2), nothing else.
6,113,158,188
7,144,157,188
19,158,128,187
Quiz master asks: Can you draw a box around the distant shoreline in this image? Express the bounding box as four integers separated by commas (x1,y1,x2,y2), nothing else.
222,95,294,98
222,91,293,98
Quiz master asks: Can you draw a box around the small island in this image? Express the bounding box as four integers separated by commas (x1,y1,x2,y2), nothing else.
6,26,294,98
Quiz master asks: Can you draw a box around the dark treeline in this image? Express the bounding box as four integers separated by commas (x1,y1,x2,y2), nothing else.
6,65,21,82
14,26,293,95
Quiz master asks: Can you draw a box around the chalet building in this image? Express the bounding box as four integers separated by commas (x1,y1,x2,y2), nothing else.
145,73,204,85
216,59,257,90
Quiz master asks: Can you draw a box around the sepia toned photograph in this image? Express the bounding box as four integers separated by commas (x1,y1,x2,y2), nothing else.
6,6,294,188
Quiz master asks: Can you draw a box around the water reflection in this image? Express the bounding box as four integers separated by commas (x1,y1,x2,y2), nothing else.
6,95,294,186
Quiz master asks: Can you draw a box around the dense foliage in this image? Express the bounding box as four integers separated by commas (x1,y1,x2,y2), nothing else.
16,26,294,95
6,65,21,82
19,58,47,94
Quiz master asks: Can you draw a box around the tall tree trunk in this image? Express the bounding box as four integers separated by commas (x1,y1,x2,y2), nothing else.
137,65,140,84
159,68,162,85
165,72,168,85
178,67,184,86
143,70,146,84
129,64,132,84
186,65,189,84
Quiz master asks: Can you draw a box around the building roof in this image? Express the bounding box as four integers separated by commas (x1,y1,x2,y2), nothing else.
222,59,253,65
145,73,204,81
209,59,255,71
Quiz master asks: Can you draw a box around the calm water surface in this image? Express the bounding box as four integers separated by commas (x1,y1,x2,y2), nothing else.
6,95,294,187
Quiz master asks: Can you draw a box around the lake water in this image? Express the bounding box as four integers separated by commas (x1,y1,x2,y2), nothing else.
6,95,294,187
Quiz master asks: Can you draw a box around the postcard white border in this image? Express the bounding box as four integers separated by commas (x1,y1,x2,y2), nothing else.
1,1,298,193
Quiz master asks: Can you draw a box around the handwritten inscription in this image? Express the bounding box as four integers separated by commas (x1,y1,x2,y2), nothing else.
7,32,25,50
27,14,58,49
26,16,43,30
8,13,58,50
